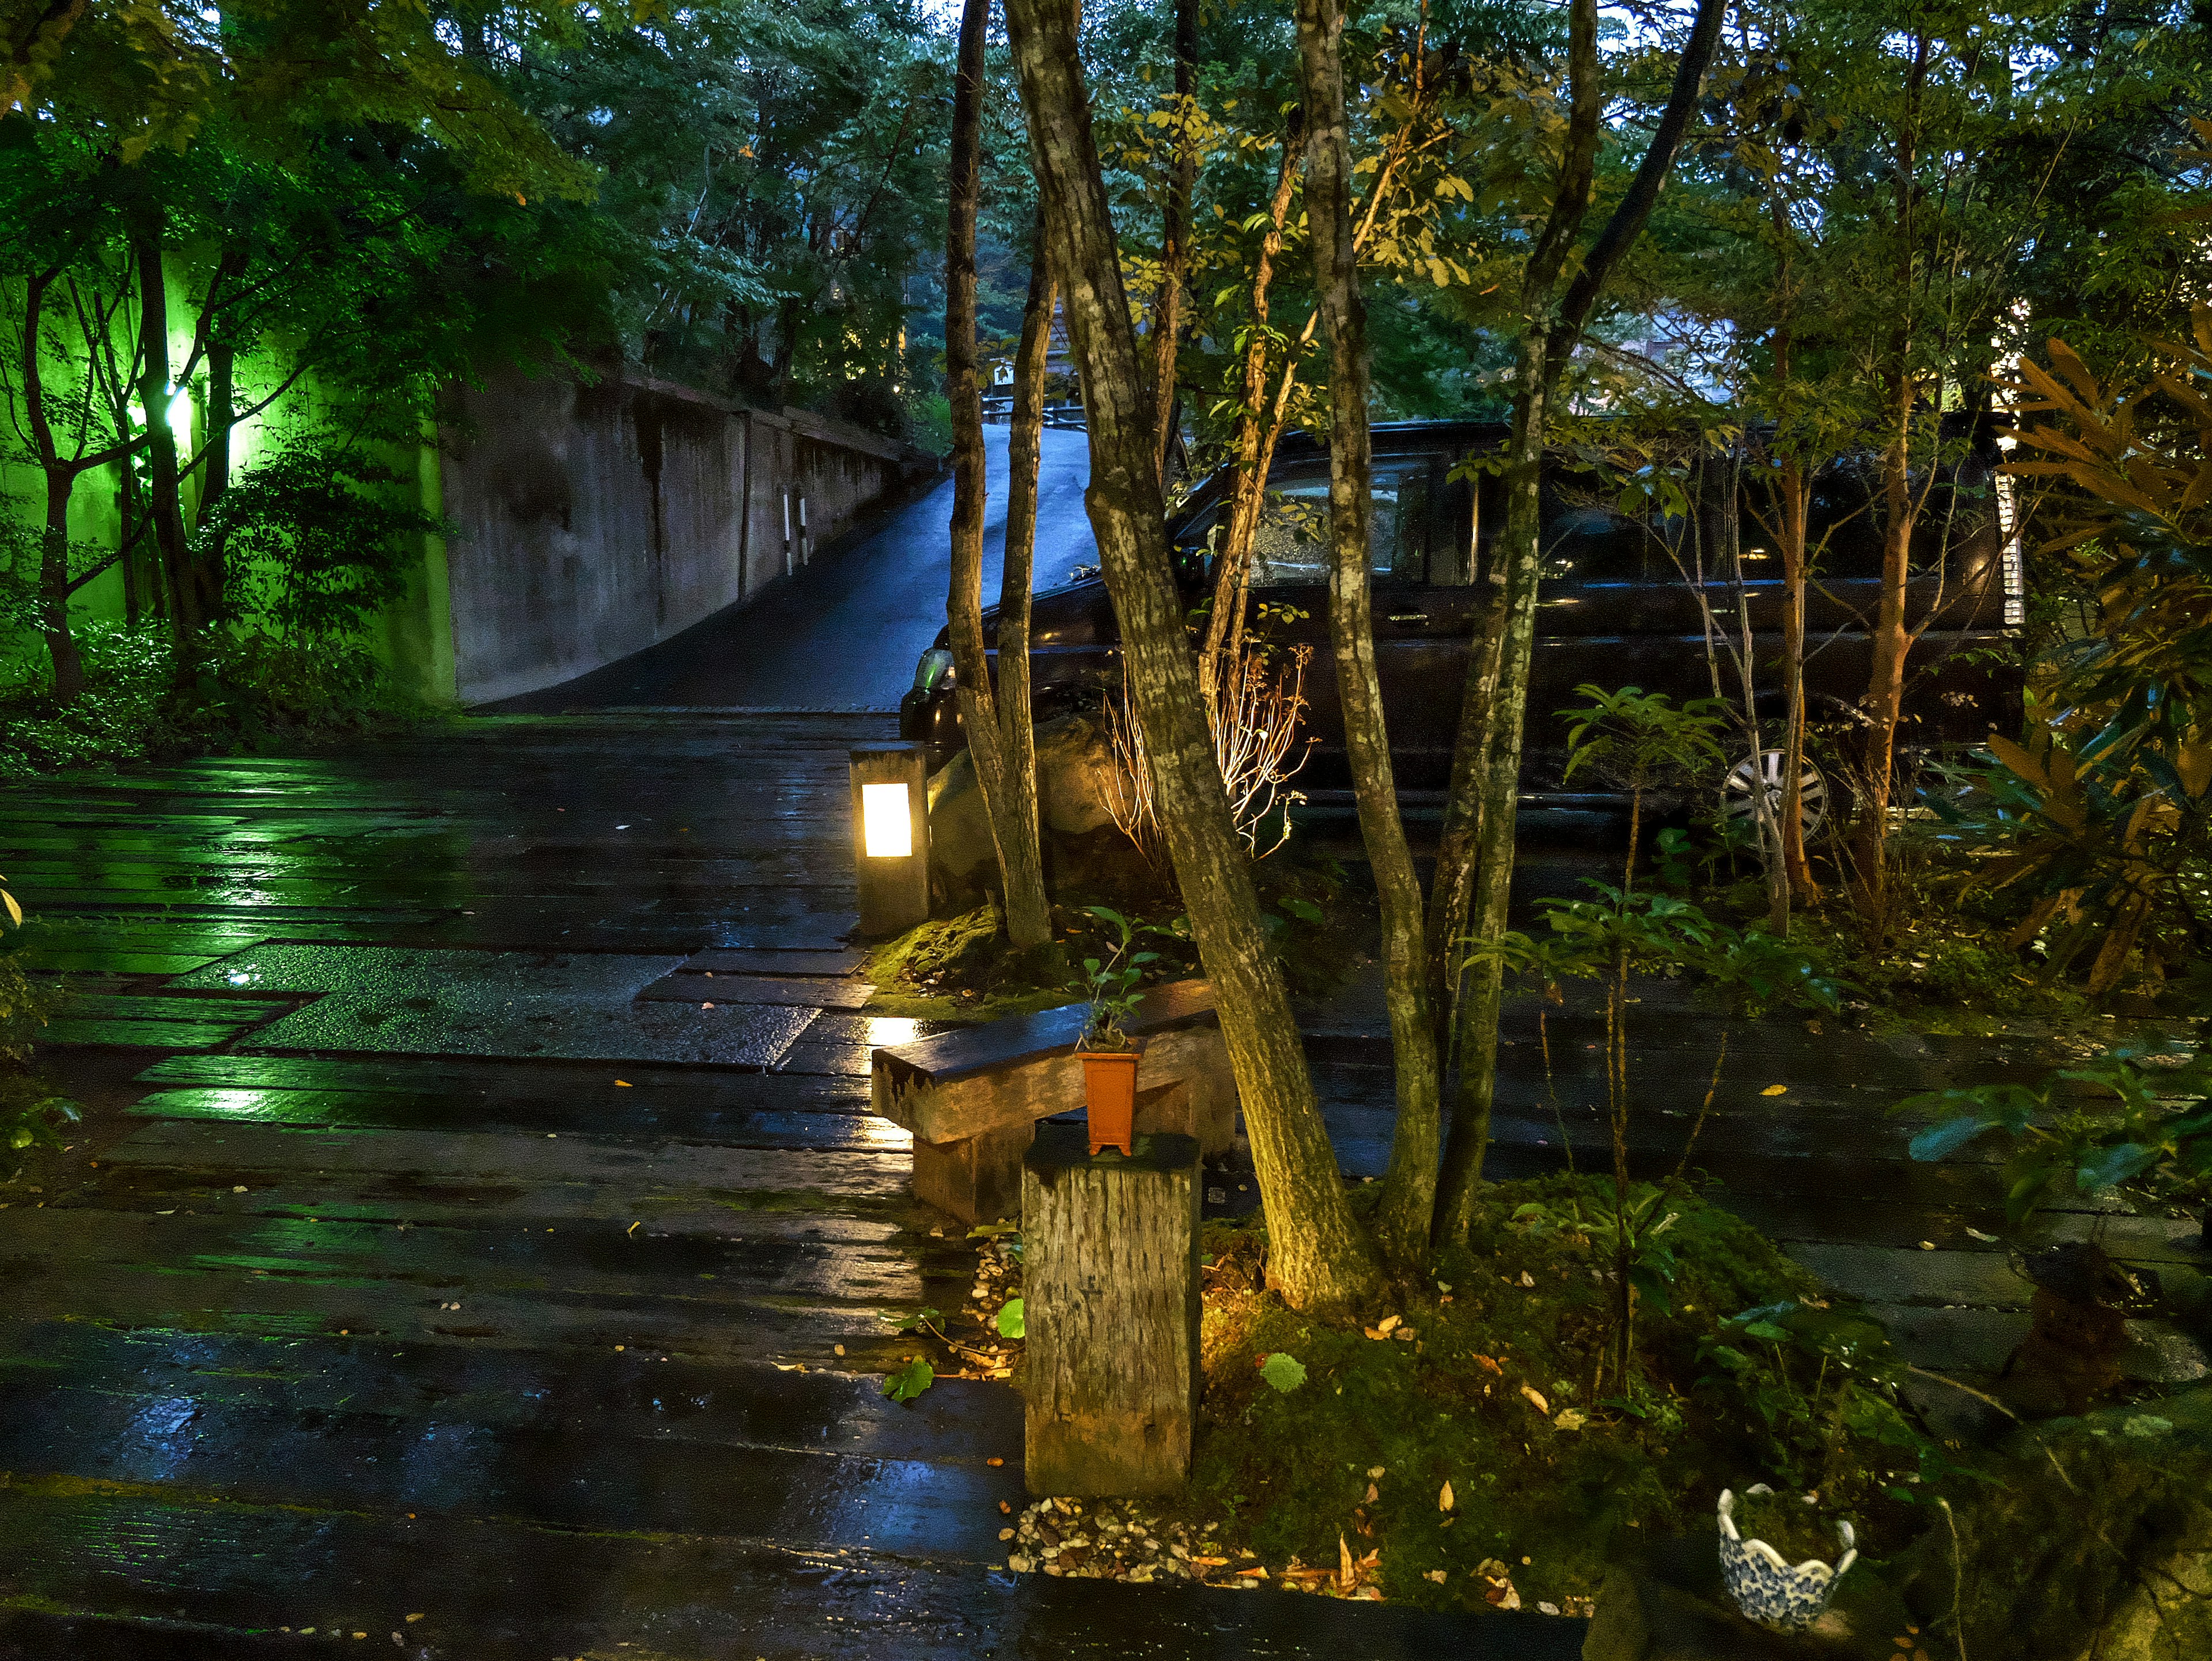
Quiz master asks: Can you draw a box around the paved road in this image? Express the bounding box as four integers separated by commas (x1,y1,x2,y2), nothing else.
494,425,1099,714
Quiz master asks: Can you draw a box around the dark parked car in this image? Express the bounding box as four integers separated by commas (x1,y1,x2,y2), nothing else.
899,419,2021,833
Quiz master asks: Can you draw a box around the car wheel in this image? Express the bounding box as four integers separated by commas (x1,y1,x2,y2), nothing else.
1721,750,1831,843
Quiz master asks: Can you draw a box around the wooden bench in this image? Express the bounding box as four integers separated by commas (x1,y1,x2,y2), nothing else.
869,979,1236,1224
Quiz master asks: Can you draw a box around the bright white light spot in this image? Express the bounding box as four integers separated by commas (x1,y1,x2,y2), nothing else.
861,784,911,858
165,388,192,445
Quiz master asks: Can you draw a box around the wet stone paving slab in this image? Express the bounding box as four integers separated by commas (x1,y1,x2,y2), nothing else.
0,714,1589,1660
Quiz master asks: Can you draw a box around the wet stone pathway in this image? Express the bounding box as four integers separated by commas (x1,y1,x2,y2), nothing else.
0,715,1584,1661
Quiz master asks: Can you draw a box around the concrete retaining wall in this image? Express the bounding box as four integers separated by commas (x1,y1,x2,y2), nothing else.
438,369,929,706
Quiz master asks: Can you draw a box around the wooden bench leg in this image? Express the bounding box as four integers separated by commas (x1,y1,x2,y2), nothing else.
912,1121,1034,1225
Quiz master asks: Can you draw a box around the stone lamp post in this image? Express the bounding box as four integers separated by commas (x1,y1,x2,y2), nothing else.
849,742,931,936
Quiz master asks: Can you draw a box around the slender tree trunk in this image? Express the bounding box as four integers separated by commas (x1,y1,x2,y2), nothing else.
1435,330,1553,1245
1426,572,1503,1036
1775,452,1816,901
1433,0,1726,1244
1848,32,1929,940
1149,0,1197,484
130,209,198,634
1199,127,1304,710
20,270,86,701
945,0,1052,951
1294,0,1438,1268
1005,0,1381,1311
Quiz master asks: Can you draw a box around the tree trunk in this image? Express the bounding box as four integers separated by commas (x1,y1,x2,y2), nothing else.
945,0,1052,952
1294,0,1438,1269
1435,328,1552,1245
1775,451,1817,901
1004,0,1381,1312
1148,0,1198,485
1847,32,1929,940
130,209,198,634
188,334,234,613
1198,125,1302,709
1431,0,1726,1244
18,270,86,701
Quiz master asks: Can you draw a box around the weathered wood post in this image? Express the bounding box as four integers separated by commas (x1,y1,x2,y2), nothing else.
1021,1123,1200,1496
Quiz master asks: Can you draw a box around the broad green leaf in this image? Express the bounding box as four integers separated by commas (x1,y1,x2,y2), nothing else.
1910,1117,2001,1162
882,1357,934,1402
995,1298,1025,1340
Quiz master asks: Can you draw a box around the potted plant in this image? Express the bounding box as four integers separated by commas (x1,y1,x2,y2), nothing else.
1717,1485,1857,1633
1071,906,1159,1157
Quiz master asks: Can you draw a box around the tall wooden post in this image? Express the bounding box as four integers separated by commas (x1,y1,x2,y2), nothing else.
1021,1124,1199,1497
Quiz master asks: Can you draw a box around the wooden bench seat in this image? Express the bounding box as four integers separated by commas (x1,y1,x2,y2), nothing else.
869,979,1236,1224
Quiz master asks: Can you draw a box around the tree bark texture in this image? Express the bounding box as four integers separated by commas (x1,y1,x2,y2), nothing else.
1198,126,1304,709
1850,35,1930,937
1021,1125,1199,1496
1149,0,1197,484
1294,0,1438,1268
130,210,202,635
945,0,1052,952
1433,0,1726,1243
19,271,86,701
1004,0,1381,1312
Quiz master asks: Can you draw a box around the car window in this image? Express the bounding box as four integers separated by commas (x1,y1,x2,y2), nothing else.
1243,467,1432,588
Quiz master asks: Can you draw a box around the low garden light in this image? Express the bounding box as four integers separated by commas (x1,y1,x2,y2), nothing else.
849,741,930,935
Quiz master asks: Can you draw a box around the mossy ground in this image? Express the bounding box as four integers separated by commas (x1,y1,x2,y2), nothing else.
1159,1176,1942,1615
863,839,1362,1023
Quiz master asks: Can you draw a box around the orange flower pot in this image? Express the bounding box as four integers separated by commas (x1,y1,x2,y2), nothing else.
1080,1049,1142,1156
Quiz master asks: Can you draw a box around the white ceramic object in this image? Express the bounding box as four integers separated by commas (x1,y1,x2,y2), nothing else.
1717,1485,1858,1632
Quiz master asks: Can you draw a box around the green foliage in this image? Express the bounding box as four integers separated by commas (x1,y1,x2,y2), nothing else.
1896,1047,2212,1227
1186,1178,1930,1613
995,1298,1025,1341
0,623,426,778
1472,884,1850,1020
198,438,446,640
1070,905,1167,1050
1559,683,1732,800
0,881,82,1181
882,1356,935,1402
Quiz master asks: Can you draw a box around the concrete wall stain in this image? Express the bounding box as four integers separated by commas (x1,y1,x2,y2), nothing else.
440,369,927,706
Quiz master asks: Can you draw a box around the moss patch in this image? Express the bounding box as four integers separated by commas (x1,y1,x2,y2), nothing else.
1166,1177,1941,1615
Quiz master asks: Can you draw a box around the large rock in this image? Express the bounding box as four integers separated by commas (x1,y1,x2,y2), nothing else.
927,713,1130,888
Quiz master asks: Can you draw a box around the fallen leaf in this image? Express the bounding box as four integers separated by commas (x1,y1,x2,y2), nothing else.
1438,1480,1455,1511
1425,1569,1447,1584
834,1344,845,1356
615,1080,632,1088
1364,1482,1378,1503
1191,1556,1228,1567
1237,1565,1268,1578
1518,1271,1535,1288
1555,1409,1588,1431
1392,1327,1416,1341
1761,1084,1787,1096
1471,1354,1503,1375
1363,1326,1387,1341
1520,1384,1550,1414
1377,1314,1402,1335
1366,1465,1386,1478
1965,1227,1999,1243
987,1456,1004,1466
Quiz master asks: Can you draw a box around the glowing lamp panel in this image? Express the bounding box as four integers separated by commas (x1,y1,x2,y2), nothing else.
861,783,913,858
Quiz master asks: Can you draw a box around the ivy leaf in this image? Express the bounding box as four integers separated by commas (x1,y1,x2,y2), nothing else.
995,1298,1025,1340
1259,1352,1306,1393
